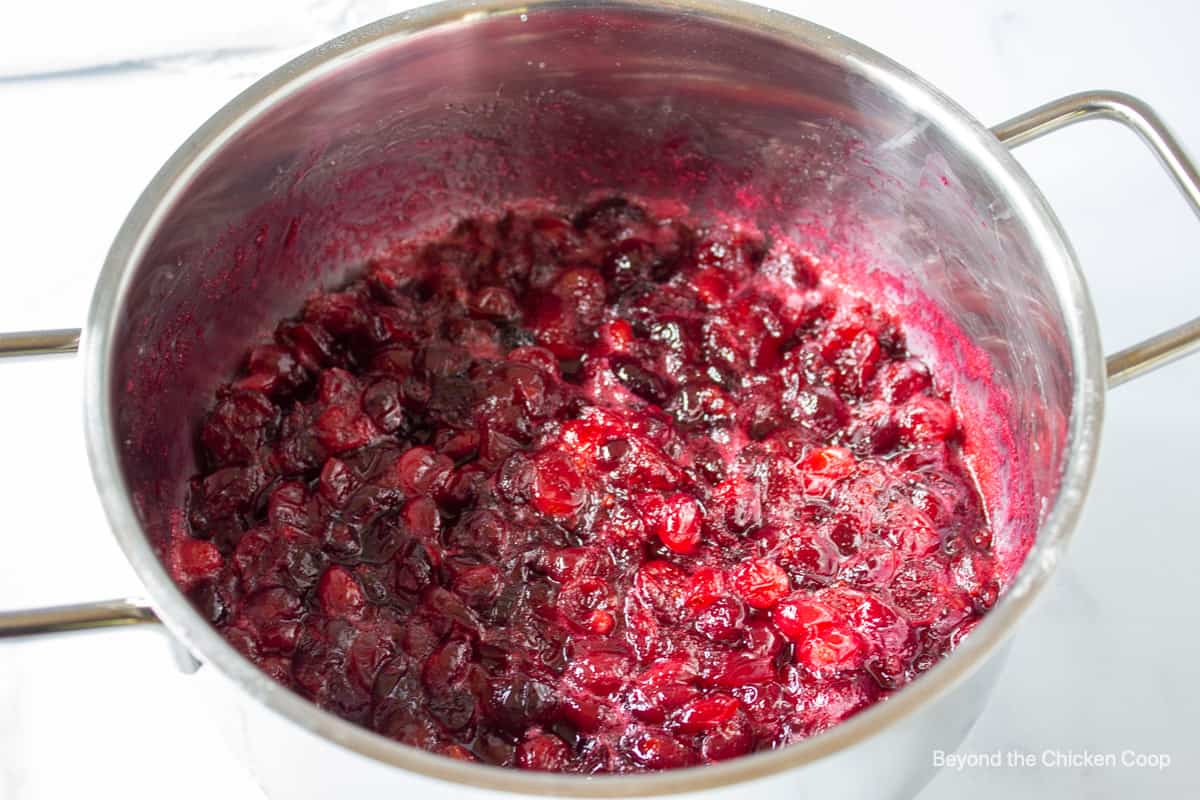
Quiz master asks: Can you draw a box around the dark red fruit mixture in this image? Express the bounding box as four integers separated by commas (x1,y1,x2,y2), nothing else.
174,198,1001,773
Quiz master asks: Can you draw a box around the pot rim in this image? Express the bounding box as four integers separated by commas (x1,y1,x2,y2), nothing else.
82,0,1105,795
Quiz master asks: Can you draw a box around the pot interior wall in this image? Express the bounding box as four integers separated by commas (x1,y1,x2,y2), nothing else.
110,5,1071,584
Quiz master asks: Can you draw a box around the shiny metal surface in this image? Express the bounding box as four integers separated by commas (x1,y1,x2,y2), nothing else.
0,328,80,358
992,91,1200,388
0,598,157,638
0,0,1191,797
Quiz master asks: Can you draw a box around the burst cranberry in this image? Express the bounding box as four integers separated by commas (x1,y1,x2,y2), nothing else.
731,559,790,609
529,450,588,517
389,446,453,496
317,565,366,618
168,537,223,590
175,200,1004,774
646,493,703,554
238,344,307,396
625,729,697,770
558,578,618,634
517,733,571,771
674,694,740,733
897,395,957,442
684,566,727,614
773,595,865,672
700,711,754,761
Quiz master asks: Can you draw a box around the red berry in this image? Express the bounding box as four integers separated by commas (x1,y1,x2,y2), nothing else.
700,711,754,761
772,595,865,672
625,729,697,770
389,446,454,496
314,405,377,453
897,395,957,442
530,450,588,517
517,733,571,771
558,577,618,634
647,493,702,554
317,565,366,618
565,652,629,695
674,694,740,733
730,559,790,609
169,537,223,590
684,566,727,614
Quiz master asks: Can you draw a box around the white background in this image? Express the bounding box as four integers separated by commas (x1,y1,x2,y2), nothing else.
1,1,1197,798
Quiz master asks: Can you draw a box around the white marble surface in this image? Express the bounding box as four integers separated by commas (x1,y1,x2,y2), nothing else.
1,1,1197,798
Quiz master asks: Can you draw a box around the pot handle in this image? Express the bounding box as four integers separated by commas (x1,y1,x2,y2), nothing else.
0,328,163,639
0,598,158,638
991,90,1200,387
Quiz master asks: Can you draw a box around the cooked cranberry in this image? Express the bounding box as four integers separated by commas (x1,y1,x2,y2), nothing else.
683,566,727,614
693,597,746,642
625,729,697,770
773,595,865,672
611,356,670,404
645,493,702,554
174,200,1002,773
565,652,629,695
674,693,739,733
558,578,618,635
730,558,790,609
517,733,571,771
699,710,754,761
199,390,278,468
897,395,957,442
238,344,308,397
316,565,366,618
169,537,223,590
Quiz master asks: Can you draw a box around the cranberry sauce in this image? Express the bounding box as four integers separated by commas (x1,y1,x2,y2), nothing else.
173,197,999,773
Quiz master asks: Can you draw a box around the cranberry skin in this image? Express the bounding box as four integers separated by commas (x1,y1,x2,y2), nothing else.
798,446,855,495
634,560,689,620
529,450,588,518
238,344,308,397
517,733,572,771
645,493,703,554
200,390,278,467
876,359,931,403
674,693,740,733
625,729,698,770
565,652,630,695
362,378,407,433
558,578,618,635
389,447,454,496
710,478,762,535
730,559,790,609
235,588,305,653
693,597,746,642
169,537,223,590
897,395,957,442
684,566,727,614
700,711,754,761
627,658,700,722
317,565,366,618
772,595,865,673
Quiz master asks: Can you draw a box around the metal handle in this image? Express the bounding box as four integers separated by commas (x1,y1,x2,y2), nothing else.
992,90,1200,388
0,598,158,638
0,328,81,358
0,327,161,639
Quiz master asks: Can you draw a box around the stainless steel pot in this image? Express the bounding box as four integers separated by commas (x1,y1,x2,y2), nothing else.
2,2,1198,798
